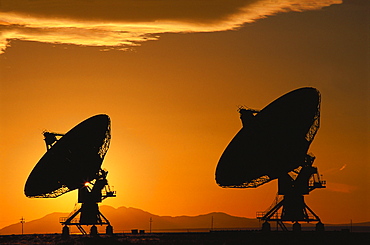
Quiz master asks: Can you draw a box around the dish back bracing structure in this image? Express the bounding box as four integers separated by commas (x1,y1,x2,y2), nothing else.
25,114,116,236
216,87,326,231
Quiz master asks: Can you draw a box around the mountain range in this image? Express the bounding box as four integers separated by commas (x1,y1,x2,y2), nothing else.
1,205,369,235
0,205,261,235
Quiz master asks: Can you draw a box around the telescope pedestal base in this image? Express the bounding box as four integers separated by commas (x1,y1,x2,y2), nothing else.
61,203,113,236
258,194,323,232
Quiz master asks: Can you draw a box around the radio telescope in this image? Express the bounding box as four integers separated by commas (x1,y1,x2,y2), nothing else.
216,87,326,231
25,114,116,236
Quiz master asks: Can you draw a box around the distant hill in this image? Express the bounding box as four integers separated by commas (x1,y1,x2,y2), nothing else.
1,206,369,235
0,205,260,235
0,212,68,235
104,206,262,232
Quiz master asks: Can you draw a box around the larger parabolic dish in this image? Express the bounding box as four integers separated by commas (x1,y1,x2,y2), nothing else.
215,87,320,188
25,114,111,198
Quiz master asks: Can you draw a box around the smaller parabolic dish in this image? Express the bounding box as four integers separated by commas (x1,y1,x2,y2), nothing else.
25,114,111,198
216,87,320,188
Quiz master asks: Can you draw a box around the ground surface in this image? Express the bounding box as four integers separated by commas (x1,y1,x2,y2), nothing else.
1,231,370,244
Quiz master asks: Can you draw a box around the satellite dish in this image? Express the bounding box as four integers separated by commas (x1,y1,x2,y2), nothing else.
216,87,320,188
25,114,116,236
25,114,111,198
216,87,326,231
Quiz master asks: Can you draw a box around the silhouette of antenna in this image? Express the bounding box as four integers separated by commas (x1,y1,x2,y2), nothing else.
216,87,326,231
20,217,25,235
25,114,116,236
149,217,153,233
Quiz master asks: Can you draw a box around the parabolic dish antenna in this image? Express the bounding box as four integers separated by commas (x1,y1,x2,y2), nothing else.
25,114,111,198
216,87,320,188
216,87,326,231
25,114,116,236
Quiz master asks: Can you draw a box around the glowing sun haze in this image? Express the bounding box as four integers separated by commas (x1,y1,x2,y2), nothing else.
0,0,341,53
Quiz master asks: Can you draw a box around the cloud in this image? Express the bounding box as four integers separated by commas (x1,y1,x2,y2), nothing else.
321,163,349,176
326,182,357,193
0,0,342,54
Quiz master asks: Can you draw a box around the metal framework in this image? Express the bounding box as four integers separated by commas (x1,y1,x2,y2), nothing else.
225,175,272,188
60,169,116,236
256,155,326,231
43,131,65,150
34,185,71,198
98,124,111,158
305,94,321,142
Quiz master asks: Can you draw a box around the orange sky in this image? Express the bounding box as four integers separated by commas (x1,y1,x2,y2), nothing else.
0,0,369,231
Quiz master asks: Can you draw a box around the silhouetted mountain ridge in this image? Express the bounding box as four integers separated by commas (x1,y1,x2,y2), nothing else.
0,205,260,235
1,205,369,235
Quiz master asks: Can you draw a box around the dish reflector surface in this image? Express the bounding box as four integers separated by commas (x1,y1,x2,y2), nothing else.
25,114,111,198
216,87,320,188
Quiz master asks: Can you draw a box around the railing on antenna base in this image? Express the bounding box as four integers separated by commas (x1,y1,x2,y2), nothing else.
60,217,79,224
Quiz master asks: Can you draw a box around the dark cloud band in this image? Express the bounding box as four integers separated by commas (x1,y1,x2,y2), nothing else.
0,0,342,54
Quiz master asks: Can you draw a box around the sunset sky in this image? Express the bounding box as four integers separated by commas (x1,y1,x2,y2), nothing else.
0,0,369,231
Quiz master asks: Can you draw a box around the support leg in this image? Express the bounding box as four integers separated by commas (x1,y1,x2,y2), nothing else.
106,225,113,235
62,225,70,238
90,225,98,237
